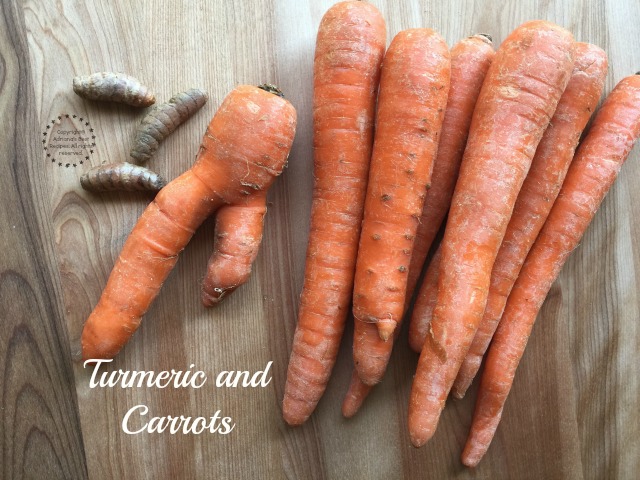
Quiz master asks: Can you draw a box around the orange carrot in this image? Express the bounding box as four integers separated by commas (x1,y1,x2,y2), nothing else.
408,21,575,447
405,35,495,310
342,369,373,418
282,1,385,425
462,73,640,467
352,28,450,386
201,190,267,305
81,85,296,360
345,35,493,414
408,244,442,352
452,43,608,399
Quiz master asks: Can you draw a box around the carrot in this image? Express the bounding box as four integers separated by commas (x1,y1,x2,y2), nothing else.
347,35,493,413
408,21,575,447
462,73,640,467
81,85,296,360
405,35,495,310
352,29,450,386
282,1,385,425
452,43,608,399
408,244,442,352
342,369,373,418
201,189,267,306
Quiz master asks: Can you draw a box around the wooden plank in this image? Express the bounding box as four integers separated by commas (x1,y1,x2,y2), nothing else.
0,1,87,478
1,0,638,478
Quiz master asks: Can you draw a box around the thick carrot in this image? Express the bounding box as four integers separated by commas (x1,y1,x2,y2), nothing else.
405,35,495,310
462,73,640,467
452,43,608,399
201,190,267,306
408,244,442,352
81,85,296,360
352,28,450,386
282,1,385,425
408,21,575,447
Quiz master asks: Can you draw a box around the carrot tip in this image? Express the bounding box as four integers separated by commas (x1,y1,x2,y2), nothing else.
409,430,430,448
461,449,483,468
377,320,396,341
201,286,234,307
451,389,466,400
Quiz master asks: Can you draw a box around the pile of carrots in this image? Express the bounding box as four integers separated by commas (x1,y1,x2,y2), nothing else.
283,1,640,467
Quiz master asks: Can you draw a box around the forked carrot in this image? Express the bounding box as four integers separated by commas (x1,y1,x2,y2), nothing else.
405,35,495,309
462,73,640,467
408,21,575,447
81,85,296,360
408,244,442,352
352,28,450,386
283,1,385,425
452,43,608,399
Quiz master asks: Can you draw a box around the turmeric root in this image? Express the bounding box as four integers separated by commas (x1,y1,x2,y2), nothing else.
80,162,166,192
73,72,155,107
129,88,209,164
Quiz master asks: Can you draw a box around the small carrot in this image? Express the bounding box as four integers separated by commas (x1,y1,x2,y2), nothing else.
405,35,495,310
201,190,267,305
352,28,450,386
408,21,575,447
452,43,608,399
282,1,386,425
408,244,442,352
81,85,296,360
462,73,640,467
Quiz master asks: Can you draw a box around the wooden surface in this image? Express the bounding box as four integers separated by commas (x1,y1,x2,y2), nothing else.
1,0,639,478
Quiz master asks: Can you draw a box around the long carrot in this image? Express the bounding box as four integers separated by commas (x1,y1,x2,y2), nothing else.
344,35,493,414
462,73,640,467
408,243,442,352
352,28,450,386
282,1,385,425
201,190,268,305
408,21,575,447
405,35,495,310
81,85,296,360
452,43,608,399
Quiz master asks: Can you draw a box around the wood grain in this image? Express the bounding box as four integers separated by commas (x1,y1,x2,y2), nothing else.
1,0,639,478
